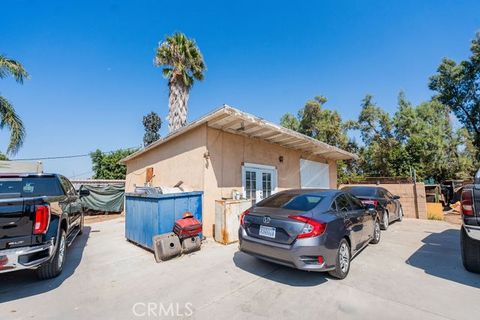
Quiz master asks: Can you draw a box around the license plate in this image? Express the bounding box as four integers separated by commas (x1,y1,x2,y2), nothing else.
259,225,276,238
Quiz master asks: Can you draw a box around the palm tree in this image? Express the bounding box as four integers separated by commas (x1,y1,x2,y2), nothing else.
155,32,205,132
0,54,27,155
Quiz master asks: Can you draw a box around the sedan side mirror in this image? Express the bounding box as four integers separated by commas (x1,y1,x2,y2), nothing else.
79,189,90,197
392,195,400,200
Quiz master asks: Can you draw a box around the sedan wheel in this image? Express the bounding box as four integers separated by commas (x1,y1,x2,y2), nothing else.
382,211,389,230
370,220,381,244
329,239,351,279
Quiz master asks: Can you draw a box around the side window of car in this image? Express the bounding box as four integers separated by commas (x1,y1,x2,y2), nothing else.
335,194,351,212
330,200,337,211
377,189,386,199
385,190,394,199
60,176,76,196
347,193,364,210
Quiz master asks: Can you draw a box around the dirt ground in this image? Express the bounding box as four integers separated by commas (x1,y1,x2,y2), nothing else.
84,213,123,225
444,212,462,225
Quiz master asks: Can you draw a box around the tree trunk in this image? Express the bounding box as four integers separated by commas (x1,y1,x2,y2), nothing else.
167,80,189,132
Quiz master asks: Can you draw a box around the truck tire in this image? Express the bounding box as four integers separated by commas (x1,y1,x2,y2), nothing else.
461,226,480,273
37,229,67,280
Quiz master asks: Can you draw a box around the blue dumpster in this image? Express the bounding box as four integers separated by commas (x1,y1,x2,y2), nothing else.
125,191,203,250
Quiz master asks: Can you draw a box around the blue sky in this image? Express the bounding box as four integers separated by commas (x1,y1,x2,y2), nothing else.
1,0,479,178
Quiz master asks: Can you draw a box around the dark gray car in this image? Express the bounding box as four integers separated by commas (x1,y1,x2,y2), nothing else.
238,189,381,279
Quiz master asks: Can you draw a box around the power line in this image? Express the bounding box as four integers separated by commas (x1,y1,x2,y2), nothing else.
14,154,90,161
11,146,140,161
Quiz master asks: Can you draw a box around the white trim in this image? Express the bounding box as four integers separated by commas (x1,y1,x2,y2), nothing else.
242,162,276,170
241,163,278,202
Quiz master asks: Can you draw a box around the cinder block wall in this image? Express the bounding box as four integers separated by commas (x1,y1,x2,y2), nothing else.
339,183,427,219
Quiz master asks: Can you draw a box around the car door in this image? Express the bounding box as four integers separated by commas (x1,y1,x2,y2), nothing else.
384,189,400,218
381,188,397,220
348,193,374,243
336,194,364,251
59,176,80,228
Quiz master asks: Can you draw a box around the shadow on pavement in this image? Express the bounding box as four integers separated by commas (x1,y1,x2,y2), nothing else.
406,228,480,289
233,251,328,287
0,226,91,303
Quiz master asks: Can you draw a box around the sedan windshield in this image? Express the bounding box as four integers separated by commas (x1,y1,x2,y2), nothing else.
258,193,325,211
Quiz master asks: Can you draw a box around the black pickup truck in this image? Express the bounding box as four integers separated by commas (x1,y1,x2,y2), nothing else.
460,169,480,273
0,173,89,279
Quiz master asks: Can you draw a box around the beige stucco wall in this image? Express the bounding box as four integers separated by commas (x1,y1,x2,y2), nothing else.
124,125,207,193
125,124,339,237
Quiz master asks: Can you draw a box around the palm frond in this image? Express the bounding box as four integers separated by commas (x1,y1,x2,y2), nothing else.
0,95,25,155
0,54,29,84
154,32,206,89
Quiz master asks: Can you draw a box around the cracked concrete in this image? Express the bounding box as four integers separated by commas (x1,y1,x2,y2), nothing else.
1,218,479,320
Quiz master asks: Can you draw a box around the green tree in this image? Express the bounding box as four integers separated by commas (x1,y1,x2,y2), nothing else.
0,54,27,155
143,111,162,146
429,33,480,160
279,113,299,131
155,33,206,132
280,96,358,183
353,94,409,177
393,97,457,181
90,148,138,180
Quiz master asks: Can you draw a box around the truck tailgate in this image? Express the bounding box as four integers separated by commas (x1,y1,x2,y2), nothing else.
0,198,34,249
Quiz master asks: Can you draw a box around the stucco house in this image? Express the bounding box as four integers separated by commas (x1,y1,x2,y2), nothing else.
121,105,357,237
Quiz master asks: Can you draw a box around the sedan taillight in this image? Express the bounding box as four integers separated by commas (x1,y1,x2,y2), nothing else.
239,209,250,226
461,189,474,216
361,199,378,207
288,215,326,239
33,205,50,234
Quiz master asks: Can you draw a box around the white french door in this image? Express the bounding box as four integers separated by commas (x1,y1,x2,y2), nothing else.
242,163,278,203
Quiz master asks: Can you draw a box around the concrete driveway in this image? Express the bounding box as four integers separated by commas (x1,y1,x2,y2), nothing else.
1,218,479,320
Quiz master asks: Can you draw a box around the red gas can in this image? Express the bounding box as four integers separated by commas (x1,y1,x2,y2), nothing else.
173,212,202,239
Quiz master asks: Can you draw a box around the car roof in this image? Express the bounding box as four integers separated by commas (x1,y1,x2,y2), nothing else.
278,188,342,197
342,185,380,190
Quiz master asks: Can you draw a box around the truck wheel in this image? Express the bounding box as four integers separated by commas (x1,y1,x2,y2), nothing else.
329,239,350,279
37,229,66,280
461,227,480,273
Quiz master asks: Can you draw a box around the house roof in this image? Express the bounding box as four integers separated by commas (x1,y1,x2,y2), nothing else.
120,105,358,163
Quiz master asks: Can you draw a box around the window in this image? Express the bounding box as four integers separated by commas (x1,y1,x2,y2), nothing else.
60,176,76,196
384,189,394,199
242,164,277,203
343,187,377,197
346,193,364,210
330,200,337,211
377,189,386,199
335,194,351,212
0,177,63,197
245,171,256,200
262,172,272,198
257,193,325,211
